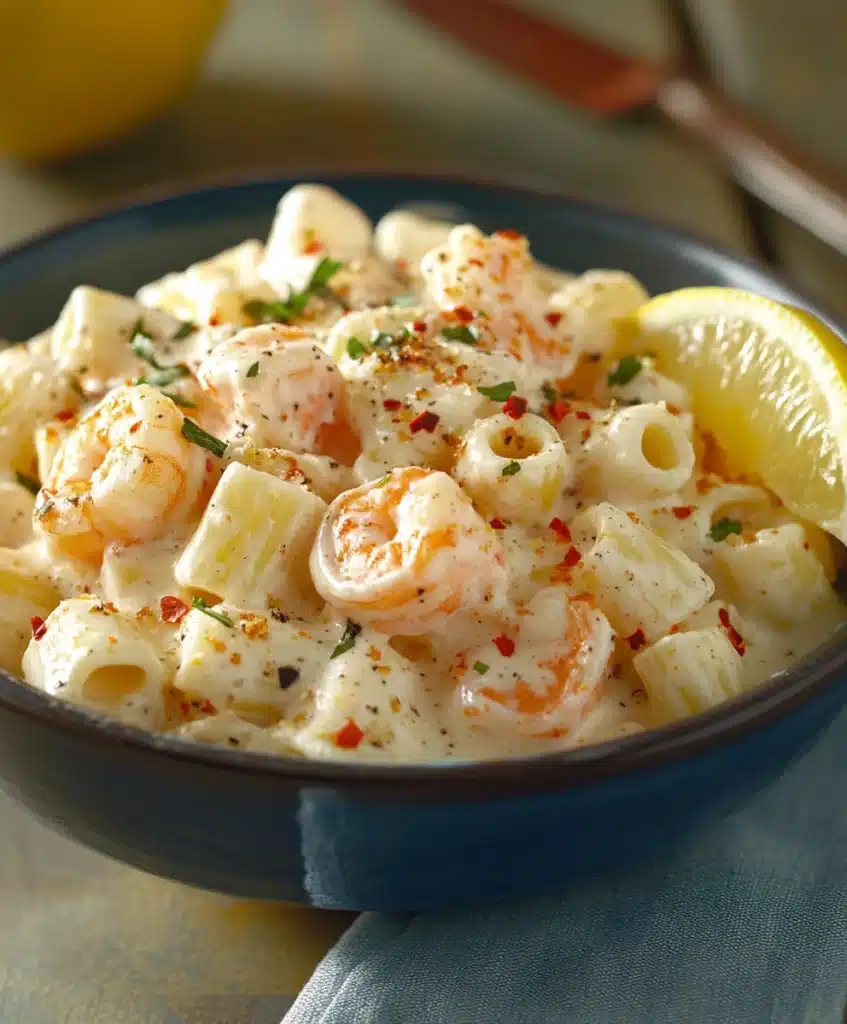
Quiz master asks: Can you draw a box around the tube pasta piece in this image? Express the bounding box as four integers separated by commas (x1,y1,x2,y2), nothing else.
548,270,649,357
282,631,448,760
421,225,577,373
0,547,61,675
177,710,296,753
571,695,645,745
374,210,454,278
102,534,191,614
311,467,508,635
0,480,35,547
173,605,334,722
232,442,355,502
324,304,430,366
570,502,714,642
22,597,170,728
51,286,181,384
197,323,353,460
455,412,570,526
260,184,373,295
36,385,209,562
136,240,271,324
712,523,842,629
634,627,745,723
0,341,78,475
175,462,326,612
583,402,695,500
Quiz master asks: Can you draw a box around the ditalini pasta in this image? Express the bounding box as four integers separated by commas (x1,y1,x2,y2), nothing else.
0,183,842,762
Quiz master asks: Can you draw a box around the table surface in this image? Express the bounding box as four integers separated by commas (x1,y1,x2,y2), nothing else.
1,1,845,1021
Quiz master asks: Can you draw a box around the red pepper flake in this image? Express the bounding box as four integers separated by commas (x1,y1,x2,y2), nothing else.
667,403,681,416
547,399,571,423
502,394,528,420
627,628,647,651
545,311,563,327
493,633,515,657
208,314,221,326
803,541,810,550
335,719,365,749
30,616,47,640
670,623,680,634
129,421,141,434
410,410,440,434
197,698,217,715
382,398,402,411
494,228,521,240
489,518,507,530
180,701,191,718
303,239,323,254
562,546,582,568
160,596,189,624
575,410,592,421
205,457,214,473
412,319,427,333
672,506,694,520
452,305,473,323
468,258,484,267
718,608,746,657
56,409,75,422
549,517,571,542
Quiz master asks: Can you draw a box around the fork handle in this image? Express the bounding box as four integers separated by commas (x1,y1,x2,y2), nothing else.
656,75,847,257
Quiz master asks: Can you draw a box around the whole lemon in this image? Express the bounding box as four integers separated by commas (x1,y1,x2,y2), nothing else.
0,0,229,161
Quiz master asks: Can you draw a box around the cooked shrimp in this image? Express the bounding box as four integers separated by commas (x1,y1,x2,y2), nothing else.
36,384,208,561
455,588,613,736
198,323,359,464
421,225,577,373
310,466,508,634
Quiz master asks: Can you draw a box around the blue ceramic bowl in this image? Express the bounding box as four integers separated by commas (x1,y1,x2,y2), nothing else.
1,173,846,912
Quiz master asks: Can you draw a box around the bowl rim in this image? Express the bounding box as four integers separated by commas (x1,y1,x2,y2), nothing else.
2,167,846,794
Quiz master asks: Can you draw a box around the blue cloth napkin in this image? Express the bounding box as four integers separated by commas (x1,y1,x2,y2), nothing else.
284,711,847,1024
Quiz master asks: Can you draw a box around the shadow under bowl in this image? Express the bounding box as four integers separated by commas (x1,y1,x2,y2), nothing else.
1,171,845,912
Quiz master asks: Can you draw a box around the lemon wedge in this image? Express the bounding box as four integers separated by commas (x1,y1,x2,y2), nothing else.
626,288,847,543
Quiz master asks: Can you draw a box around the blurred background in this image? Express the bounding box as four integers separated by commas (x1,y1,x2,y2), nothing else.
0,0,845,317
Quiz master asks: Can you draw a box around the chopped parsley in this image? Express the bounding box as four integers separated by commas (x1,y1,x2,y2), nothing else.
246,361,260,378
331,620,362,659
441,324,479,345
346,337,368,360
181,418,227,457
473,661,489,674
172,320,196,340
372,329,408,349
478,380,516,402
163,391,196,408
709,517,743,542
15,472,40,495
242,257,344,323
607,355,643,387
131,321,190,388
501,461,521,477
191,597,234,628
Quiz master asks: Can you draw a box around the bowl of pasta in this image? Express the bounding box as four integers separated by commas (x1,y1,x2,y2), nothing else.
0,173,845,911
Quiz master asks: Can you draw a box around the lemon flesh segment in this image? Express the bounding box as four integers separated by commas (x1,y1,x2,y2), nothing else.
626,288,847,543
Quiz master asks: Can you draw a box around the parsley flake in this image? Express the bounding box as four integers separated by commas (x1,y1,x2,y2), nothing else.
441,324,479,345
191,597,234,628
473,661,489,674
478,381,516,402
15,472,40,495
607,355,643,387
331,620,362,659
181,418,227,457
242,258,345,324
246,361,260,378
172,321,196,340
501,461,521,477
709,517,743,542
347,337,368,360
163,391,196,408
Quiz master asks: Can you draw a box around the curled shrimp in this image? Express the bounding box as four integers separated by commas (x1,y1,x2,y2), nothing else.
36,384,208,561
421,225,577,373
198,323,359,464
310,466,508,634
455,588,613,736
